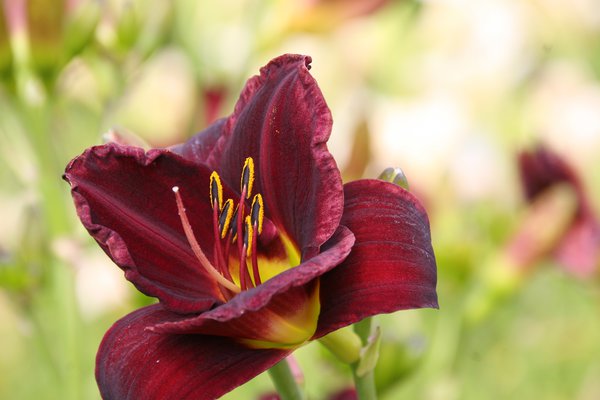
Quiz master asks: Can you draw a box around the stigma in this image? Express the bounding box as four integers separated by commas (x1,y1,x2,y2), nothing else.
172,157,266,300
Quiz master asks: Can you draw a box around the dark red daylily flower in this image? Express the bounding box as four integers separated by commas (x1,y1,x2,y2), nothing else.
518,145,600,277
64,54,437,400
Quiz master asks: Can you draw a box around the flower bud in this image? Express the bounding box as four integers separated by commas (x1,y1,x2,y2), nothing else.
378,167,409,190
102,127,149,149
319,326,362,364
26,0,65,80
3,0,100,86
0,5,13,78
63,0,100,59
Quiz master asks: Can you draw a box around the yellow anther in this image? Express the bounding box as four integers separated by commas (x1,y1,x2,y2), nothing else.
241,157,255,198
210,171,223,210
243,215,254,257
229,204,239,242
251,193,264,235
218,199,234,239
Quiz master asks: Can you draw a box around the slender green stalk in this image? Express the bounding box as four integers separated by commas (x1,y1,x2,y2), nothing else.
352,318,377,400
354,318,373,342
19,97,81,400
352,365,377,400
268,358,305,400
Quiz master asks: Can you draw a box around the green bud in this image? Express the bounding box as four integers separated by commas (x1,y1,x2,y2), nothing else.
378,167,409,190
27,0,65,80
319,326,362,364
63,0,101,59
115,1,140,50
0,6,13,78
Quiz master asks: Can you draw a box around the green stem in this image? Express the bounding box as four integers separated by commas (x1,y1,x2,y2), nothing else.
352,318,377,400
352,365,377,400
268,358,305,400
354,318,373,342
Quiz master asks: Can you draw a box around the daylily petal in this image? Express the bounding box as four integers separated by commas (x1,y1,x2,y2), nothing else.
64,143,238,313
96,304,290,400
315,179,438,337
555,217,600,277
518,146,600,277
170,118,226,166
519,145,586,204
174,54,344,256
151,226,355,347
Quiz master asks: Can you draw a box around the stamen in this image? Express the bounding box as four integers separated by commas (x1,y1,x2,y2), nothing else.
223,230,233,274
240,157,255,199
209,172,223,210
218,199,234,239
239,217,255,288
238,243,251,291
243,216,254,257
236,185,250,290
172,186,240,294
250,193,264,235
230,204,239,241
246,215,262,286
212,199,232,281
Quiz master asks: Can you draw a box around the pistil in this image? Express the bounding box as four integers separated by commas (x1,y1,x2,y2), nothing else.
172,186,241,294
237,193,247,290
237,157,254,290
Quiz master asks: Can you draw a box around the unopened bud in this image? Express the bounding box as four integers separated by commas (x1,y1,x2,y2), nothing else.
63,0,100,59
378,167,409,190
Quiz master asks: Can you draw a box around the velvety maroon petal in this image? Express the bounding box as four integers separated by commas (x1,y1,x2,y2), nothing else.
151,226,355,343
96,304,290,400
174,54,344,256
170,118,226,165
315,179,438,338
64,143,236,313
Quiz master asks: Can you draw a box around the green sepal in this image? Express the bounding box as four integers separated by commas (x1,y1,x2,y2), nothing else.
356,326,382,377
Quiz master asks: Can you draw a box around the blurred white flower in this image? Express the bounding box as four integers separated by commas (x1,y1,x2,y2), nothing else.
369,91,469,194
449,135,513,203
110,47,197,146
418,0,532,101
75,254,131,320
53,238,131,320
533,0,600,31
528,61,600,170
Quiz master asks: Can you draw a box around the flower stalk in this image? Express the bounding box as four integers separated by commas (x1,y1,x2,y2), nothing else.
268,358,305,400
351,318,377,400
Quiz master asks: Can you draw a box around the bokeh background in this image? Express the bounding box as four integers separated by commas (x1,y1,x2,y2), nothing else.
1,0,599,399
